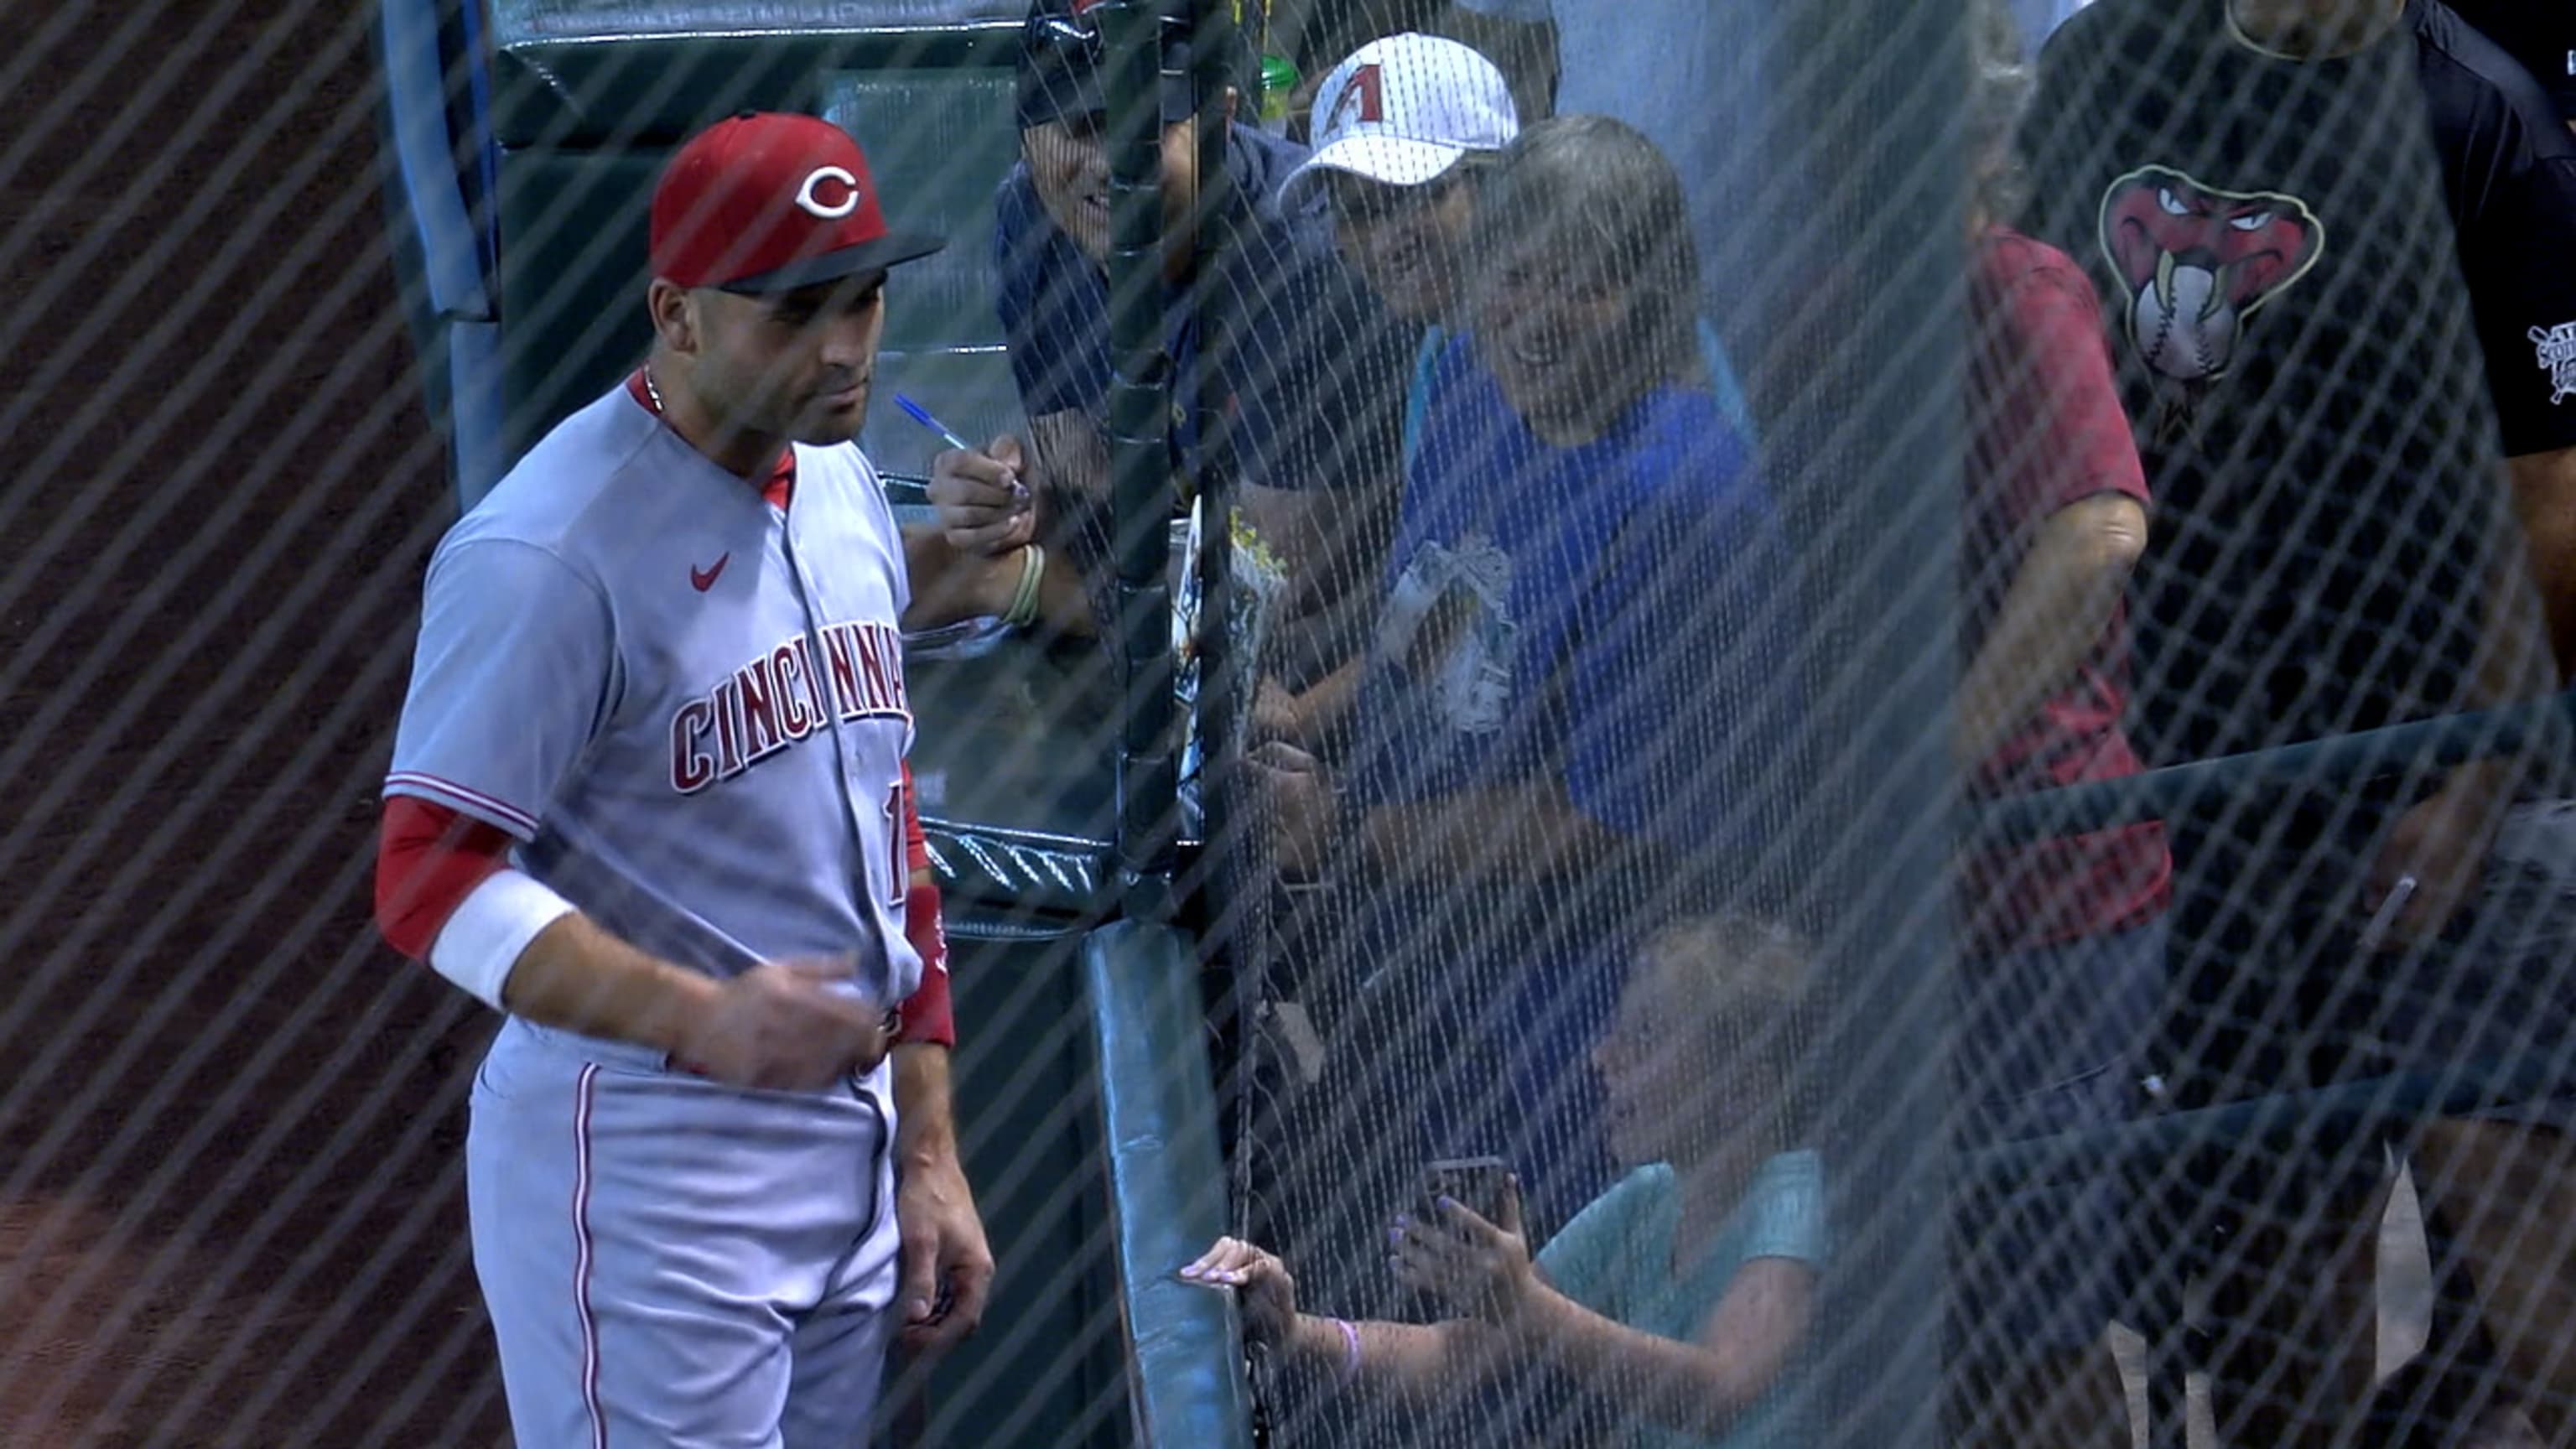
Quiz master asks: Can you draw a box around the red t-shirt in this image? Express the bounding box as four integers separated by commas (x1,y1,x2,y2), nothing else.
1959,227,2171,956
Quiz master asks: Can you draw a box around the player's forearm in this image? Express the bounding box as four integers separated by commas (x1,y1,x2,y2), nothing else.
1956,496,2146,768
891,1041,961,1167
501,911,722,1057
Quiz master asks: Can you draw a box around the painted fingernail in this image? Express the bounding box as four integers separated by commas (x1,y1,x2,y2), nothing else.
1180,1265,1201,1279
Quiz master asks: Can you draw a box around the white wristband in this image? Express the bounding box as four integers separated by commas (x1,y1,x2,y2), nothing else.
429,867,575,1009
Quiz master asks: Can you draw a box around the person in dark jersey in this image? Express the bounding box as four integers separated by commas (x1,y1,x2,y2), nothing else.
2444,0,2575,129
2019,0,2576,1441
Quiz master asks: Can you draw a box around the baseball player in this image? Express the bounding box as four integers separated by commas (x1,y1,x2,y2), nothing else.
373,113,998,1446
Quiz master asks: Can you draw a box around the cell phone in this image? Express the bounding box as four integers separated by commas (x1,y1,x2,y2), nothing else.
1420,1156,1513,1228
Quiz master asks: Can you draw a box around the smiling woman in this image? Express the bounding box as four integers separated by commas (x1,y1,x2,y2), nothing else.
1468,117,1705,447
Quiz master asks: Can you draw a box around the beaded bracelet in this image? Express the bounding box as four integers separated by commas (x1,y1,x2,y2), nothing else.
1002,543,1046,628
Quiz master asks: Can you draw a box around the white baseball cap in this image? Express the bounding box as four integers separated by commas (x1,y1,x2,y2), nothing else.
1281,34,1519,209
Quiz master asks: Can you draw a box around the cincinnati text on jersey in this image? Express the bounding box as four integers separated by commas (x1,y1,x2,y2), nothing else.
669,620,909,793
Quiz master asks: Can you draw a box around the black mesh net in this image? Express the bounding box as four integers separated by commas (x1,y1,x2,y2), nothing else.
10,0,2576,1446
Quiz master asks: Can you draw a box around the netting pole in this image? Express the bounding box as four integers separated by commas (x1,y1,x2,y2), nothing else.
1770,0,1967,1442
1087,11,1254,1449
1103,0,1182,920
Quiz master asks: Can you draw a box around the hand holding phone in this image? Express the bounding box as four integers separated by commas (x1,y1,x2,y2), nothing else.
1419,1156,1514,1231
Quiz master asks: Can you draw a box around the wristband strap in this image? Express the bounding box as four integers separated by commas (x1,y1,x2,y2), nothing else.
430,867,574,1009
1332,1317,1362,1387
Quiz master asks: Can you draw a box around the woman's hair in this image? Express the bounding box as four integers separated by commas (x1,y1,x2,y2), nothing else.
1479,114,1703,382
1970,0,2037,223
1639,912,1820,1021
1634,912,1824,1145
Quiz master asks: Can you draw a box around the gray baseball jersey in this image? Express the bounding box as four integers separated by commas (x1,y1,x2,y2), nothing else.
387,378,922,1007
387,377,920,1446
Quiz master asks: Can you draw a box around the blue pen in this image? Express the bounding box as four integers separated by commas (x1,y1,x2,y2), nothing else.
894,392,974,453
895,392,1026,502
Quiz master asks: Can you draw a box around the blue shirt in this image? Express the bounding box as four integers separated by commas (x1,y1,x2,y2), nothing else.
1353,330,1796,860
1344,335,1800,1216
1536,1154,1826,1449
991,124,1408,491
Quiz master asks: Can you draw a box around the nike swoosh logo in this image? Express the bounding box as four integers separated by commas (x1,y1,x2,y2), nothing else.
691,553,729,592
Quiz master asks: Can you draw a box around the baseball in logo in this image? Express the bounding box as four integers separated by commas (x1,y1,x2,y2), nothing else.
797,165,862,220
2096,165,2324,383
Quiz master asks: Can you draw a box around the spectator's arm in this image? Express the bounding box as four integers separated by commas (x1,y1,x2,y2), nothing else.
1510,1256,1816,1437
1275,1313,1511,1401
1357,779,1630,886
1955,493,2147,766
1259,656,1366,749
2372,463,2563,943
901,528,1094,636
2508,444,2576,684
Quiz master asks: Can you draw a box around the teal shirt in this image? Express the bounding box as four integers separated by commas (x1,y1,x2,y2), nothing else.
1534,1152,1825,1449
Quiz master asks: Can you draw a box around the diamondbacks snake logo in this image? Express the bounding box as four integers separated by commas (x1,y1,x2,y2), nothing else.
2097,165,2324,384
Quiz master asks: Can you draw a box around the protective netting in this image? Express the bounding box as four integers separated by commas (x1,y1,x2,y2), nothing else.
8,0,2576,1446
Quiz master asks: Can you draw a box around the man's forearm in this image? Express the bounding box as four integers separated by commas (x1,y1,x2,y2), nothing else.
2427,460,2568,808
901,530,1094,636
1359,780,1627,884
501,911,719,1056
2507,446,2576,685
891,1041,961,1166
903,527,1018,631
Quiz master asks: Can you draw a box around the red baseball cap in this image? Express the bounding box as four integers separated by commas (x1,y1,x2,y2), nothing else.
649,112,944,293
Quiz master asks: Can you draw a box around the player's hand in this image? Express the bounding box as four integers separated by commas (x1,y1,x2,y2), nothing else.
1391,1176,1535,1325
675,958,892,1092
2366,761,2511,949
1182,1236,1298,1344
931,435,1035,556
894,1145,994,1357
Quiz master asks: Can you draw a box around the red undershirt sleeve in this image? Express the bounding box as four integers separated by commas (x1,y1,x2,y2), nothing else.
894,762,956,1047
375,795,515,961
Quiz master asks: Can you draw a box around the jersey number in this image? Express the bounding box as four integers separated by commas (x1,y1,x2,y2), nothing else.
880,778,909,907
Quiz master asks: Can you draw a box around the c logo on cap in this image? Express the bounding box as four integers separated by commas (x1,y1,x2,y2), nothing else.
797,165,862,220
